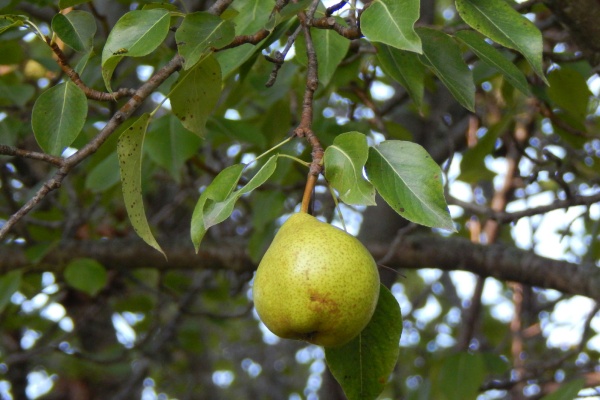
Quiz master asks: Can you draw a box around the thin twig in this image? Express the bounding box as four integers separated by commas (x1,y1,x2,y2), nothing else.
0,55,184,241
45,37,136,101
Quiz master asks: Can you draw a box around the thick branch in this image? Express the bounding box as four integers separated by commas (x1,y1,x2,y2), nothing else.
1,235,598,301
545,0,600,67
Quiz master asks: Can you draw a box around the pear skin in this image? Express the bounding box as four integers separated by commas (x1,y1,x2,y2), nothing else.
253,212,380,347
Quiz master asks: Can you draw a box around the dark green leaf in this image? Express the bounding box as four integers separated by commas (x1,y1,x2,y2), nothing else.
85,152,120,192
376,43,424,110
32,81,87,156
0,81,34,107
325,284,402,400
361,0,421,53
365,140,455,230
455,30,530,95
170,54,222,137
117,113,165,257
145,114,202,180
436,352,486,400
417,27,475,112
540,378,585,400
0,270,22,313
455,0,547,84
58,0,90,9
175,12,235,70
324,131,376,206
294,18,349,87
547,67,592,122
63,258,107,297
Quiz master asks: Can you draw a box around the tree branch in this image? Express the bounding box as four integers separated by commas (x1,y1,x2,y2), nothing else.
1,235,598,301
0,55,184,241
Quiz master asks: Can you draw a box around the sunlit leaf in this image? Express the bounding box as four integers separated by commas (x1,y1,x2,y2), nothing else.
117,113,165,256
191,156,278,251
51,10,96,52
324,132,376,206
365,140,454,230
455,0,547,84
361,0,421,53
175,12,235,69
214,0,273,78
326,285,402,400
32,81,87,156
101,9,170,91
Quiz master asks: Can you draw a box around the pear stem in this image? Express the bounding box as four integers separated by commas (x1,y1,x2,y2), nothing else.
300,173,318,213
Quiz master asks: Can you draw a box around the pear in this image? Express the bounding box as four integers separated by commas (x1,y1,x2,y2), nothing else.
253,212,380,347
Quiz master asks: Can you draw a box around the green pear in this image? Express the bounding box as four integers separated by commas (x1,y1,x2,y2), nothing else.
253,212,380,347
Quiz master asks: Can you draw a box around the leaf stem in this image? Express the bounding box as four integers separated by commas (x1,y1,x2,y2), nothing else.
250,136,294,165
276,154,310,167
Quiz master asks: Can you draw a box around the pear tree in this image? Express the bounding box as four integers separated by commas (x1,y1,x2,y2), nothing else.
1,0,600,399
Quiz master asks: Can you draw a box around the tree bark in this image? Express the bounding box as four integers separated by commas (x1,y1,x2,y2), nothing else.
545,0,600,67
1,236,598,301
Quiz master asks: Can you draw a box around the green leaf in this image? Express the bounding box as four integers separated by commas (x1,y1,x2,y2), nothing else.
63,258,107,297
376,43,424,110
365,140,454,231
0,15,26,35
117,113,165,257
31,81,87,156
170,54,222,137
547,67,592,122
85,151,120,192
175,12,235,70
101,9,170,91
455,30,530,95
436,352,486,400
324,132,376,206
214,0,273,78
455,0,547,84
145,114,202,180
51,11,96,52
540,378,585,400
325,284,402,400
360,0,421,53
58,0,90,9
417,27,475,112
191,155,278,251
458,113,512,183
0,270,22,313
206,117,267,147
294,18,350,87
0,81,35,107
